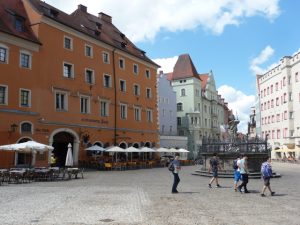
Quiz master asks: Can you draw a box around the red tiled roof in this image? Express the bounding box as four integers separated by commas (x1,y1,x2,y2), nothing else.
199,73,209,90
172,54,199,80
0,0,40,44
27,0,159,67
166,72,173,81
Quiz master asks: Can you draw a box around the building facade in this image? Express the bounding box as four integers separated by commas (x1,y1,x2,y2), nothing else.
157,71,187,150
256,51,300,159
0,0,159,168
167,54,230,159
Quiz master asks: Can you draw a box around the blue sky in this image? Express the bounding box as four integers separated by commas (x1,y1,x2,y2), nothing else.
45,0,299,132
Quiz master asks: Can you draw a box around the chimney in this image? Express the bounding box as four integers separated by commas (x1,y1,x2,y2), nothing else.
98,12,112,23
78,4,87,13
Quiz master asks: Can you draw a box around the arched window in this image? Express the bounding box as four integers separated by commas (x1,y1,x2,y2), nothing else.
181,89,186,96
177,103,183,111
21,122,32,133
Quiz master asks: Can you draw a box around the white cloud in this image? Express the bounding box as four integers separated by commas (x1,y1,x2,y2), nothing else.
152,56,178,73
218,85,255,134
250,45,275,75
45,0,281,42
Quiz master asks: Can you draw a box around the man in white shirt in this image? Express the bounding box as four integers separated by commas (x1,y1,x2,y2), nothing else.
237,155,249,193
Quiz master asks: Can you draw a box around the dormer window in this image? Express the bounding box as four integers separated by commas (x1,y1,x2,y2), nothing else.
15,18,24,32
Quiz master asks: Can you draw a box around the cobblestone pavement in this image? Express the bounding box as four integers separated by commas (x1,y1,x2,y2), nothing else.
0,162,299,225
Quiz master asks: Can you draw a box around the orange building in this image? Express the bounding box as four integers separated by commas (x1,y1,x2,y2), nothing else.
0,0,159,168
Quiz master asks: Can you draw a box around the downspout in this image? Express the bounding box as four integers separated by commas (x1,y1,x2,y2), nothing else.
112,48,117,145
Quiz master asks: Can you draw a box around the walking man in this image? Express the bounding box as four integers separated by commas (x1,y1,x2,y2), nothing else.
208,153,221,188
261,156,275,197
171,152,181,193
237,154,249,193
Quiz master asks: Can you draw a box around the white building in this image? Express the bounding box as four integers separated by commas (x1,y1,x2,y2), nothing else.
167,54,230,159
257,50,300,159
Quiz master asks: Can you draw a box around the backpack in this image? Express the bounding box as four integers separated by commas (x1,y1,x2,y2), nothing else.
261,162,271,177
168,162,174,172
233,159,238,170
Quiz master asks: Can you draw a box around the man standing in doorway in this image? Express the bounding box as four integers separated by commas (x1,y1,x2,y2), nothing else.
171,153,181,193
208,153,221,188
237,154,249,193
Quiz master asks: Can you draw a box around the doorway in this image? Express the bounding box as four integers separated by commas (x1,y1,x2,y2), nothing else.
52,132,74,167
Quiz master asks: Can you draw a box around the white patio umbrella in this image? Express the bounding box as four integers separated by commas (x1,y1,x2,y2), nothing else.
0,140,54,153
85,145,105,152
178,148,189,153
125,146,140,161
140,147,156,161
155,147,169,153
106,146,126,163
65,143,74,167
169,148,180,153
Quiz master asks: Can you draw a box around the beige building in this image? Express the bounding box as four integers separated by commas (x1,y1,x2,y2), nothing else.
257,50,300,159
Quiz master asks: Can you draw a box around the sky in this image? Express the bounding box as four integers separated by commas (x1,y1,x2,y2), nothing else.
45,0,300,133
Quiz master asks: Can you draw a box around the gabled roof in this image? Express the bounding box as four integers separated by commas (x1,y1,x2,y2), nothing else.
0,0,40,44
199,73,209,90
172,54,200,80
27,0,159,67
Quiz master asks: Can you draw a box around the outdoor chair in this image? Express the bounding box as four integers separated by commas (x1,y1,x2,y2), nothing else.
104,163,112,170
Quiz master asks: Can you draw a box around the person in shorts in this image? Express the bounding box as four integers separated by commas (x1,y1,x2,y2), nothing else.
261,156,275,197
208,153,221,188
233,156,241,191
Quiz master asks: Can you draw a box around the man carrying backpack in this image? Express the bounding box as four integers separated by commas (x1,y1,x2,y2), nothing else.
208,153,221,188
261,156,275,197
171,153,181,194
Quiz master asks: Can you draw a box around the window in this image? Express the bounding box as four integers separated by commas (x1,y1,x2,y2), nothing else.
177,117,182,126
80,96,90,114
195,89,200,97
102,52,109,63
120,104,127,119
270,85,273,93
103,74,111,87
119,58,125,69
296,72,299,82
283,93,287,103
267,87,269,95
85,45,93,57
289,111,293,119
100,101,109,117
146,88,151,98
134,107,141,121
162,109,165,117
276,98,279,106
283,128,288,138
64,36,72,50
120,80,126,92
0,45,8,63
284,111,287,120
133,84,140,96
55,91,68,111
271,99,274,108
145,69,150,79
275,82,278,91
15,18,24,32
289,92,293,101
276,114,280,122
0,85,8,105
283,77,286,86
177,103,183,111
20,89,31,107
63,62,74,78
181,89,186,96
21,122,32,133
133,64,138,74
85,69,94,84
146,109,153,122
161,125,165,134
20,51,31,69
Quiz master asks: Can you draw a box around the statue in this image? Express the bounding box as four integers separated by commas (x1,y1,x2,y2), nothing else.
228,114,239,141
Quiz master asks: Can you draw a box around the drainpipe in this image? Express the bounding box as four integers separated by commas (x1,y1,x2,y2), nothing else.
112,49,117,145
